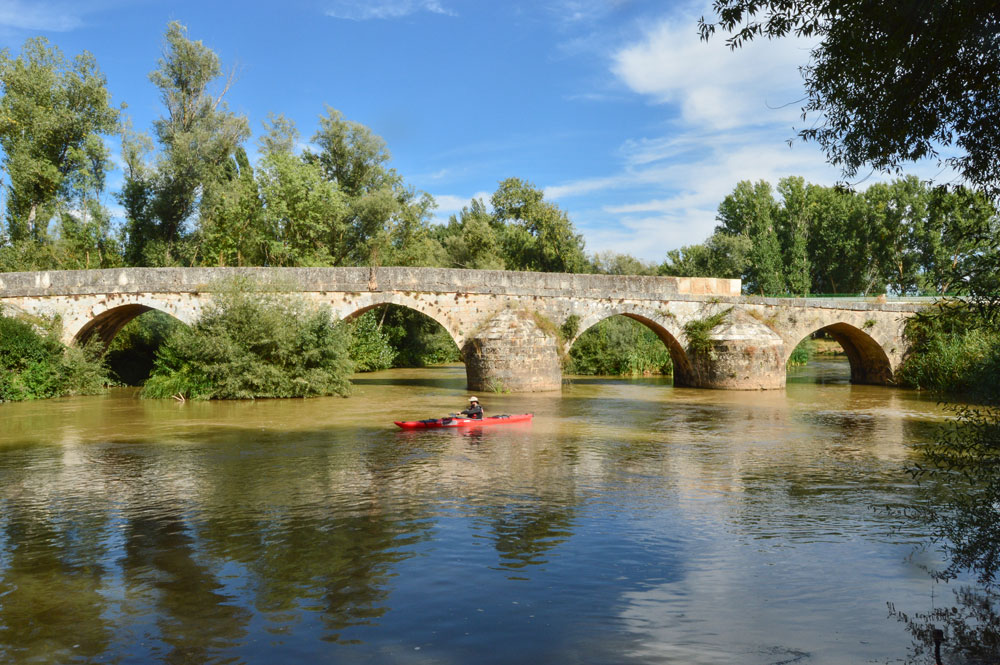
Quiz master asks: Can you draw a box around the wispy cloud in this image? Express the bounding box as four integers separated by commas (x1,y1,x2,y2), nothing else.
611,14,812,131
325,0,455,21
430,191,492,219
0,1,86,32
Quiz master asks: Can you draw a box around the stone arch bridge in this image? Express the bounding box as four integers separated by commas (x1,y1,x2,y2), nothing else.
0,267,926,392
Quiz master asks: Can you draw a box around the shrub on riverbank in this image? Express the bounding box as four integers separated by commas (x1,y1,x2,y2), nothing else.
897,304,1000,397
142,288,352,400
0,310,109,401
567,317,673,376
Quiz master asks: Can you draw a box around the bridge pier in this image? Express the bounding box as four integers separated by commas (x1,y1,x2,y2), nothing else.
463,309,562,392
687,322,786,390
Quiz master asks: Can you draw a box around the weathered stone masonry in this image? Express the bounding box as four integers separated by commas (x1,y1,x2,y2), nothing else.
0,267,926,392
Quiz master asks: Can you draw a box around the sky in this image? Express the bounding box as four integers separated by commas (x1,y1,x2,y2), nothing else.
0,0,957,262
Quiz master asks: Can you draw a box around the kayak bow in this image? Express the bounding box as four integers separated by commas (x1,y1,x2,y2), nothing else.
394,413,533,429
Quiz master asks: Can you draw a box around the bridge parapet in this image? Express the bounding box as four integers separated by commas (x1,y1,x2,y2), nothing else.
0,267,740,300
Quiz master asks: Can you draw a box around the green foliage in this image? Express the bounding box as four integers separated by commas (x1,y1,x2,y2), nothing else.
568,317,673,376
490,177,588,273
348,311,397,372
590,251,659,275
684,308,731,358
121,21,250,264
142,284,353,400
440,198,506,270
788,338,814,366
0,37,120,245
371,305,460,367
560,314,581,341
0,309,109,401
660,231,751,279
897,304,1000,396
717,180,786,295
673,176,997,297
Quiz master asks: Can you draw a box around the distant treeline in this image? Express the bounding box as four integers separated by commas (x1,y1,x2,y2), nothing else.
661,177,998,297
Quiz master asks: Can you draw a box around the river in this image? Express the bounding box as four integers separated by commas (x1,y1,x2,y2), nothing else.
0,360,954,664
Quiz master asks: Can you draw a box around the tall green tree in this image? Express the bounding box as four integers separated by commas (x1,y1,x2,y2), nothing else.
490,177,588,273
121,21,249,265
805,184,869,294
660,231,751,279
918,186,997,295
775,176,811,295
717,180,785,294
440,198,506,270
306,106,440,268
0,37,119,244
254,115,349,266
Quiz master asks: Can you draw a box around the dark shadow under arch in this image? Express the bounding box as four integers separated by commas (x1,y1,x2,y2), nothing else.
789,322,893,385
75,304,186,349
570,313,695,386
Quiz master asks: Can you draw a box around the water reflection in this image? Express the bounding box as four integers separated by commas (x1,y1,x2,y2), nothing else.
889,587,1000,664
0,361,956,663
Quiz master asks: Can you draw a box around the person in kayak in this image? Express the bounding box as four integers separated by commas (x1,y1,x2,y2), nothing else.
459,396,484,419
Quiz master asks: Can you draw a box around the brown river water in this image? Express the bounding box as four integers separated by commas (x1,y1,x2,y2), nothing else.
0,360,956,664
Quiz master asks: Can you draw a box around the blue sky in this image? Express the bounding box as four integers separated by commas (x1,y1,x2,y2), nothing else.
0,0,955,262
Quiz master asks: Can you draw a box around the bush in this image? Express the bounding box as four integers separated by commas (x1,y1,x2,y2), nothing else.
348,311,397,371
567,317,673,376
0,310,110,401
897,303,1000,397
788,338,815,366
142,286,353,400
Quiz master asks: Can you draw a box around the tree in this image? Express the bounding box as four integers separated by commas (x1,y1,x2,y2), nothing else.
255,116,349,267
440,199,506,270
699,0,1000,198
121,21,249,265
490,177,588,273
775,177,811,295
717,180,785,294
590,251,658,276
0,37,119,243
660,232,751,280
306,106,439,268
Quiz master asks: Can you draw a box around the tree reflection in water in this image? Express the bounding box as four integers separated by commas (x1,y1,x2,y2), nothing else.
0,502,113,664
889,587,1000,664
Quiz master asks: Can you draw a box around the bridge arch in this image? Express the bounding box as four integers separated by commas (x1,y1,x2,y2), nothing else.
569,307,695,386
70,295,199,348
785,322,893,385
334,292,464,353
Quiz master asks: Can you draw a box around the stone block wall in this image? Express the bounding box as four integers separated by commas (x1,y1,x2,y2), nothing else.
462,309,562,392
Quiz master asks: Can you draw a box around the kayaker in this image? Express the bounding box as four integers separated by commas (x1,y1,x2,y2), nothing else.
459,396,484,419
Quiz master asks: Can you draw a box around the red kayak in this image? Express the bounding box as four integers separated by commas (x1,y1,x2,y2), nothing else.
394,413,533,429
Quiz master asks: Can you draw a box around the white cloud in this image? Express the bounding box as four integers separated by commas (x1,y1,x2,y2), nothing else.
430,191,492,217
0,1,85,31
611,14,812,131
326,0,454,20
